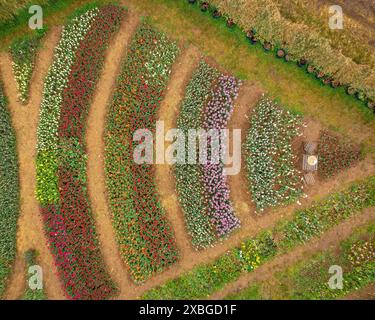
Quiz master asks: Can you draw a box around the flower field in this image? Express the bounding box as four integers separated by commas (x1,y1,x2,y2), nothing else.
245,96,303,212
143,176,375,299
10,30,45,104
318,130,361,179
0,0,374,302
36,4,125,300
175,61,240,249
105,22,179,283
0,82,19,298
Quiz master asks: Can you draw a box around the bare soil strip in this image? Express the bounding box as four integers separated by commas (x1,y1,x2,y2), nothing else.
154,45,201,263
227,83,263,223
210,207,375,300
0,27,65,300
344,282,375,300
85,14,140,299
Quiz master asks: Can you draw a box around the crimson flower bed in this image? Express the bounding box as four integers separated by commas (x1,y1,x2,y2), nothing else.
105,23,179,283
318,130,361,179
39,5,125,299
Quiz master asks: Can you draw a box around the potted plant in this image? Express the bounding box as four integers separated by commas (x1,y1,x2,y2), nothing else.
276,49,285,58
227,18,235,28
346,86,356,96
307,65,315,74
298,58,307,67
357,91,366,102
331,80,340,88
212,9,221,18
323,77,332,85
367,100,375,112
200,2,209,11
263,42,272,51
316,71,325,79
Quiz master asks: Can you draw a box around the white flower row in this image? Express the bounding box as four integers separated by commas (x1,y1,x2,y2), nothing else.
37,8,99,152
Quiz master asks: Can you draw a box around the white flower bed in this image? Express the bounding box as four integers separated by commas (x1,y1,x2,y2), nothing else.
245,96,303,211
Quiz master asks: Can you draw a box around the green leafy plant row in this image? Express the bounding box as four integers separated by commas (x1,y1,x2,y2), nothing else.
143,175,375,299
0,82,20,298
226,223,375,300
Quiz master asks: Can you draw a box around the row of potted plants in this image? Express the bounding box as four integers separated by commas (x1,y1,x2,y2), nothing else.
36,4,125,300
0,82,20,298
104,22,180,284
186,0,375,112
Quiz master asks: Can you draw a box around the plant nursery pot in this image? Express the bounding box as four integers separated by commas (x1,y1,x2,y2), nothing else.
250,36,258,44
298,58,307,67
201,2,209,11
307,65,315,73
284,54,291,62
227,18,235,28
323,77,332,85
212,10,221,18
331,80,340,88
346,86,356,96
367,101,375,112
276,49,285,58
316,71,325,79
263,42,272,51
246,30,254,40
357,91,366,101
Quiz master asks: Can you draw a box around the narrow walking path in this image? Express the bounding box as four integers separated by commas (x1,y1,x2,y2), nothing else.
0,27,65,300
155,45,201,263
85,14,140,299
210,207,375,299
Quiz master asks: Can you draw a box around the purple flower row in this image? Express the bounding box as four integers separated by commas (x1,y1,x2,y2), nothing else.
202,75,241,237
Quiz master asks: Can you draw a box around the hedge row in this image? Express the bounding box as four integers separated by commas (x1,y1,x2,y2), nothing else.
0,81,19,298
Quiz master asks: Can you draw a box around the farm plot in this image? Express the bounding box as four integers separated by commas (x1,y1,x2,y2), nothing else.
143,176,375,299
245,96,303,212
175,60,240,250
0,81,19,298
105,22,179,284
36,4,125,299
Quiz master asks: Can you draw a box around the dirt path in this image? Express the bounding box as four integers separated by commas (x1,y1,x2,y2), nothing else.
0,27,65,300
154,45,201,264
210,207,375,299
344,283,375,300
85,14,140,299
227,83,263,223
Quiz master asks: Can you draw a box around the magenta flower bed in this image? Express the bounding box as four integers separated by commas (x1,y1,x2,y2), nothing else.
202,75,241,236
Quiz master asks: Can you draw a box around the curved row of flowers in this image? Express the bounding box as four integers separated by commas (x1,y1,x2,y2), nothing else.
245,96,303,212
36,4,125,300
104,22,179,284
9,30,45,104
0,81,19,297
175,61,240,249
